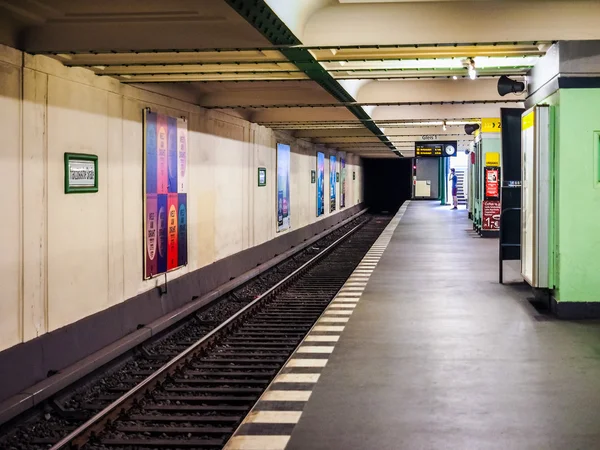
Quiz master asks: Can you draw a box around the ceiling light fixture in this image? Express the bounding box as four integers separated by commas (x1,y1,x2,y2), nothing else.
467,58,477,80
442,120,447,131
452,75,458,80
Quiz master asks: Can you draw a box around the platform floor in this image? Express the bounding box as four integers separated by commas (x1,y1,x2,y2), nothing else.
283,201,600,450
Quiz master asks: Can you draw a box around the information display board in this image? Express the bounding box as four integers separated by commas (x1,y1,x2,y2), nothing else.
481,118,502,133
415,141,458,157
143,110,188,279
64,153,98,193
258,167,266,187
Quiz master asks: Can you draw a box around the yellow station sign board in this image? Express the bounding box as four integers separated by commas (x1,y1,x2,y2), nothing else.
522,110,535,130
481,118,501,133
485,151,501,167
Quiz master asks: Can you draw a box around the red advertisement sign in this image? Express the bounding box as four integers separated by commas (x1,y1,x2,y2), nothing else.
167,193,179,271
485,167,500,199
482,200,501,230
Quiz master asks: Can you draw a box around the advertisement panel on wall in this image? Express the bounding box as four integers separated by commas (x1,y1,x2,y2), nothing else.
330,155,337,212
277,143,291,231
484,166,500,200
317,152,325,216
144,110,188,279
340,158,346,208
482,200,501,230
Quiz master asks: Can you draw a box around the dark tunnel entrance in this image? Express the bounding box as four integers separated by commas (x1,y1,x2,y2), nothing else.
363,158,413,214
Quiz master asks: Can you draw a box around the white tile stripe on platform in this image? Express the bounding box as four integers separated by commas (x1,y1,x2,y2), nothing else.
223,202,410,450
324,310,353,315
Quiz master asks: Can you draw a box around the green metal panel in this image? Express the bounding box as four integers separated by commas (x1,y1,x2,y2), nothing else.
439,158,448,205
223,0,302,46
550,89,600,302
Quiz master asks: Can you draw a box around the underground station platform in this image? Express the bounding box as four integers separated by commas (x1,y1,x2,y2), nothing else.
227,201,600,450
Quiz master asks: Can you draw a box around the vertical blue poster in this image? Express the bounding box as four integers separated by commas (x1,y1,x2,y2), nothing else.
167,116,178,193
341,158,346,208
145,112,157,194
277,143,291,232
317,152,325,217
330,155,337,212
144,110,188,279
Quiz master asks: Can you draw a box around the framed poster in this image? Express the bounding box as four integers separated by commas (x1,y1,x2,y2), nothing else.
258,167,267,187
340,158,346,208
330,155,337,212
143,110,188,279
317,152,325,217
311,170,316,184
277,143,291,231
484,166,500,200
64,153,98,193
482,200,501,230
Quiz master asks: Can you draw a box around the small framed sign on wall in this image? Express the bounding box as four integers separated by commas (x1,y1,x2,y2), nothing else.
258,167,267,186
311,170,316,183
64,153,98,193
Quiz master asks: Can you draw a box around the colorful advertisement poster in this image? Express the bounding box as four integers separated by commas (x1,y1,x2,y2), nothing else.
167,193,179,270
144,110,188,279
340,157,346,208
145,193,158,276
485,166,500,200
177,120,188,193
178,193,188,267
482,200,501,230
317,152,325,217
156,114,168,194
330,155,337,212
156,193,168,275
277,143,291,232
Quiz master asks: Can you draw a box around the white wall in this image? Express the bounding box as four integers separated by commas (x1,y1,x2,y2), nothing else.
0,45,364,352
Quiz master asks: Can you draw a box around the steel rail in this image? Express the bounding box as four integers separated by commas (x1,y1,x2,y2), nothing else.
49,218,368,449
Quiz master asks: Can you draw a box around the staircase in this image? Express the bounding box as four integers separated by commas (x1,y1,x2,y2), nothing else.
455,168,467,205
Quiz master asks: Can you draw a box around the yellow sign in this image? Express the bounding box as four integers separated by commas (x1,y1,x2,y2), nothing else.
522,110,535,130
481,118,501,133
485,152,500,167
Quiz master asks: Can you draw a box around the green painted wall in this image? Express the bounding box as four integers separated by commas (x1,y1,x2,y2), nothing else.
552,89,600,302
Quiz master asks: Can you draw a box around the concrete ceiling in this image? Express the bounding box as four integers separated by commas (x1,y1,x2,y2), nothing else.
0,0,272,51
1,0,598,158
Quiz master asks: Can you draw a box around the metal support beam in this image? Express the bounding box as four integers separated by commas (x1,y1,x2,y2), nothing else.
223,0,397,154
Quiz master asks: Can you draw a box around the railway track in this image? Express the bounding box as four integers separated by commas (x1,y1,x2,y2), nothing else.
1,215,389,450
